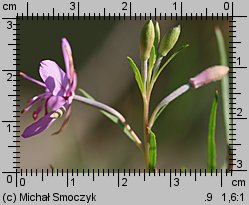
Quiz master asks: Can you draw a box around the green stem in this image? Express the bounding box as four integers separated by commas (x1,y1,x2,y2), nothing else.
142,59,148,93
141,58,151,171
143,96,150,171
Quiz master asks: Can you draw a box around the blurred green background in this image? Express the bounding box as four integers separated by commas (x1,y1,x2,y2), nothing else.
20,18,230,170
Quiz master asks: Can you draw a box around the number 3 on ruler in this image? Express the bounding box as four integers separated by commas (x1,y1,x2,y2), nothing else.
70,2,76,10
174,177,179,186
7,21,13,29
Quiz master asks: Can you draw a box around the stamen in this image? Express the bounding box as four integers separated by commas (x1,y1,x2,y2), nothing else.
50,106,66,119
20,72,46,88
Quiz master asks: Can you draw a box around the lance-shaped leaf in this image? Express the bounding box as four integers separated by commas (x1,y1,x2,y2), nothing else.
154,21,160,48
127,56,144,94
215,28,231,147
78,88,136,143
152,44,189,84
148,45,156,82
208,91,218,173
148,128,157,171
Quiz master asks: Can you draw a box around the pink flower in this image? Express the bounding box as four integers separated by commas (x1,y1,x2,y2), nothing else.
21,38,77,138
189,66,229,89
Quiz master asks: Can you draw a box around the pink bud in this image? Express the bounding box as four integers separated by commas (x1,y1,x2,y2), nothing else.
189,66,229,89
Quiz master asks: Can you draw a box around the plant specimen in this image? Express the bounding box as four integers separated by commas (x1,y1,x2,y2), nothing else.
21,21,229,171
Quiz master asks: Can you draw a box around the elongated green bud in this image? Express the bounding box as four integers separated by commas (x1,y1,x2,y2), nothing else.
158,25,181,57
154,21,160,48
140,20,155,61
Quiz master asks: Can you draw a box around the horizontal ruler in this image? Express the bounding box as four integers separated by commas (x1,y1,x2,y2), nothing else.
0,171,247,204
0,168,245,187
1,1,248,19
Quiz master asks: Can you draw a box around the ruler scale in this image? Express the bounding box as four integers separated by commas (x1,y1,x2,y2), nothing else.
0,0,248,204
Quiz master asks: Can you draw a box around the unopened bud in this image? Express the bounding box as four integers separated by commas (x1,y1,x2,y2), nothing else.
154,21,160,48
189,66,229,89
140,20,155,61
158,25,181,57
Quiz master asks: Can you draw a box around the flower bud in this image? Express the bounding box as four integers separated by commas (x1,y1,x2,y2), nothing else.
189,66,229,89
140,20,155,61
154,21,160,48
158,25,181,57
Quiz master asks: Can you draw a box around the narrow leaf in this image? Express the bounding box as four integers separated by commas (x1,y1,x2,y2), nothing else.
148,46,156,83
152,44,189,84
215,28,232,170
78,88,136,143
208,91,218,173
148,46,156,74
127,56,144,94
148,129,157,171
154,21,160,48
154,105,167,124
215,28,230,146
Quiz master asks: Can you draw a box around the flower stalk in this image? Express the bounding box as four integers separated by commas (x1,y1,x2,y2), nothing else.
73,94,144,152
148,84,190,129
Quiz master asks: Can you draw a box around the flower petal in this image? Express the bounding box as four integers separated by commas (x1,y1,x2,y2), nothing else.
39,60,70,96
22,112,56,138
62,38,72,79
71,72,77,92
47,96,67,111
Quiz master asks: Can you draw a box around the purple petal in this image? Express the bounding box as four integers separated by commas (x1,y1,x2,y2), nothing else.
39,60,70,96
22,112,56,138
71,72,77,92
47,96,67,111
62,38,72,79
20,72,46,88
